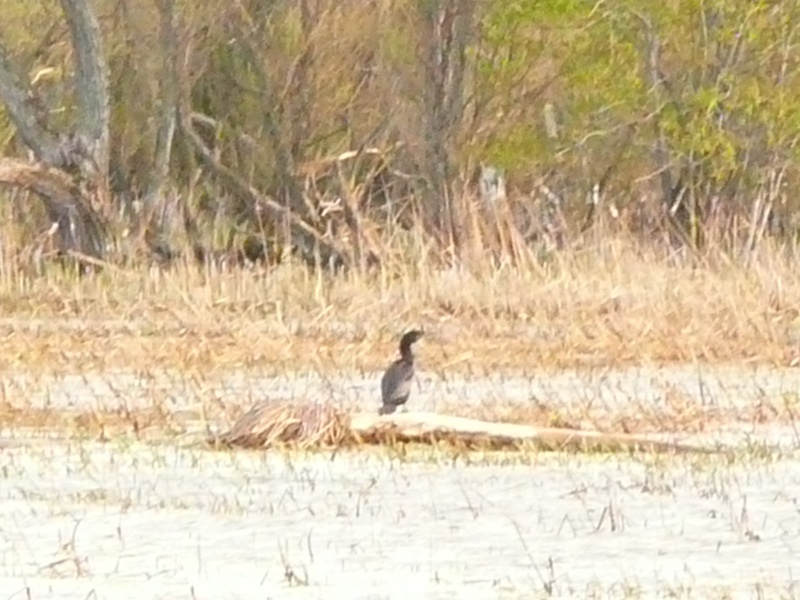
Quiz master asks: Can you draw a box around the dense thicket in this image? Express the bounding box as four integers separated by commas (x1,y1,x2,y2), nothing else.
0,0,798,268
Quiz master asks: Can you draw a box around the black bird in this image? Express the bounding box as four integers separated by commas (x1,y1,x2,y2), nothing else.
379,330,424,415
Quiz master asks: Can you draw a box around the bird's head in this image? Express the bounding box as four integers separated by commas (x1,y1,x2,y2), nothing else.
399,329,424,354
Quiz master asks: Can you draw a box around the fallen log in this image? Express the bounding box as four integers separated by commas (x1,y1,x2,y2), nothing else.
350,411,723,454
211,401,727,454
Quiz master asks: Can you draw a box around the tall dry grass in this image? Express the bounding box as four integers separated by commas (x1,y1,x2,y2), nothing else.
0,186,798,378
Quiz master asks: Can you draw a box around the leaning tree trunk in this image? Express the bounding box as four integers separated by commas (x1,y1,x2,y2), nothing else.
0,0,111,261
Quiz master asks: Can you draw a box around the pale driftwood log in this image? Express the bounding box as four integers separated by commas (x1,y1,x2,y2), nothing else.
349,411,725,454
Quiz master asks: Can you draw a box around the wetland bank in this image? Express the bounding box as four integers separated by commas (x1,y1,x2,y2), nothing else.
1,244,800,598
2,331,800,598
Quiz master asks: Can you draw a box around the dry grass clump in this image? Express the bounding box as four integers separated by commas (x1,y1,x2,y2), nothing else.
0,400,186,441
211,401,353,449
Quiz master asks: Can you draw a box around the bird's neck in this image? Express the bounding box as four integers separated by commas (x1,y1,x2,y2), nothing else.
399,350,414,363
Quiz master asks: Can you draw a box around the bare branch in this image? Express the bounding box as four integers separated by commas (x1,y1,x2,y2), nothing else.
0,43,64,165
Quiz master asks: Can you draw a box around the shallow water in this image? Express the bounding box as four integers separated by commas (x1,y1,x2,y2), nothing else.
1,441,799,599
2,361,800,598
3,362,800,414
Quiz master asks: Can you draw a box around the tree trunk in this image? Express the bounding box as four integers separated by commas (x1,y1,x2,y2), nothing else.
0,0,111,261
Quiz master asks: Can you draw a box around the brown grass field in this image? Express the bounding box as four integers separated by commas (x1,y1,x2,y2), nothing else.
1,226,800,449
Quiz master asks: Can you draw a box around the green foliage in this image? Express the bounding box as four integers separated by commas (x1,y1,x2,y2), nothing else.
474,0,648,172
472,0,800,214
482,125,548,173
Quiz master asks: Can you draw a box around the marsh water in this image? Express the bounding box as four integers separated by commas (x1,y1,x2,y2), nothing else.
5,361,800,414
1,364,800,598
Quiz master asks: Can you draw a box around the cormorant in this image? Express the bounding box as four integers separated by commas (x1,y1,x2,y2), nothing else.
379,330,424,415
